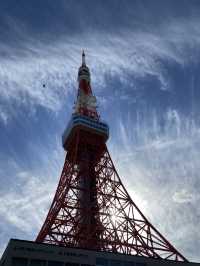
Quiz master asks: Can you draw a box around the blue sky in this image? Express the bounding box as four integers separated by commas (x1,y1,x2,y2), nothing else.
0,0,200,262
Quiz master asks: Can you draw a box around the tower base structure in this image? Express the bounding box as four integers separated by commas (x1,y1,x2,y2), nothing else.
36,114,189,260
1,239,199,266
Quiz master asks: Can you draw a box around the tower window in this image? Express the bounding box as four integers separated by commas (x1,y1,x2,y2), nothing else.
65,263,79,266
12,257,28,266
110,260,121,266
30,259,46,266
96,258,108,266
48,261,64,266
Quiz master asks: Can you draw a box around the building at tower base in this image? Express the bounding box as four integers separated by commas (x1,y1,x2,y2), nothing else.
0,239,199,266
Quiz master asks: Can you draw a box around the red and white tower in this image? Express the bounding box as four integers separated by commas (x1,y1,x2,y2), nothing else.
36,52,188,262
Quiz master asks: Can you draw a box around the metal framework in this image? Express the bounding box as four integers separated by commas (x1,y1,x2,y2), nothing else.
36,52,188,262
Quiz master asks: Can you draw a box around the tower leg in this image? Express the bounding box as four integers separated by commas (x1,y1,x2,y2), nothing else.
36,136,187,261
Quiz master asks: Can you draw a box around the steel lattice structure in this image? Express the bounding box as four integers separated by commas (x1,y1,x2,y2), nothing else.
36,52,188,262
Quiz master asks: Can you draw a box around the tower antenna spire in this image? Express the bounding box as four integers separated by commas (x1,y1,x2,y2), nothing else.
82,50,86,66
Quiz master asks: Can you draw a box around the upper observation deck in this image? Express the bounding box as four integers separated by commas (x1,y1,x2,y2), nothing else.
62,114,109,151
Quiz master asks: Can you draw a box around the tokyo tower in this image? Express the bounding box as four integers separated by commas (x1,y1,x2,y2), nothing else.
36,51,188,262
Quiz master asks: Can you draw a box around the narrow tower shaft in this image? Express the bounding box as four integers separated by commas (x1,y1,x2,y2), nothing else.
61,52,109,249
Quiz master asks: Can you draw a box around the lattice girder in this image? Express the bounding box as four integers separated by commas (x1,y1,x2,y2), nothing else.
36,130,187,262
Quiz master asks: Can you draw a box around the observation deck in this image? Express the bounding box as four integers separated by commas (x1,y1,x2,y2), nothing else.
62,114,109,151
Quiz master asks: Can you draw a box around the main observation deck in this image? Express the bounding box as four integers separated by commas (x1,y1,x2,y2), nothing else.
62,114,109,151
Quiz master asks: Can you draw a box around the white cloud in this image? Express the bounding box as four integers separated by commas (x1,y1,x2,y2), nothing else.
109,113,200,261
0,108,8,125
1,16,200,123
0,132,66,257
0,173,55,234
172,188,197,204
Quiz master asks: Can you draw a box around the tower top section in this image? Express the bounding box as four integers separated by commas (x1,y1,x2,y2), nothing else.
62,51,109,151
78,51,90,83
75,51,99,119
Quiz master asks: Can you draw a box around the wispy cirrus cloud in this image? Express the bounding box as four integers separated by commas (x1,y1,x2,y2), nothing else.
109,111,200,261
0,137,64,250
0,173,53,233
1,3,200,262
1,16,200,122
172,188,198,204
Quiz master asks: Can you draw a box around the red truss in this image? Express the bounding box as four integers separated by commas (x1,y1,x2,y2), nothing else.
36,129,187,262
